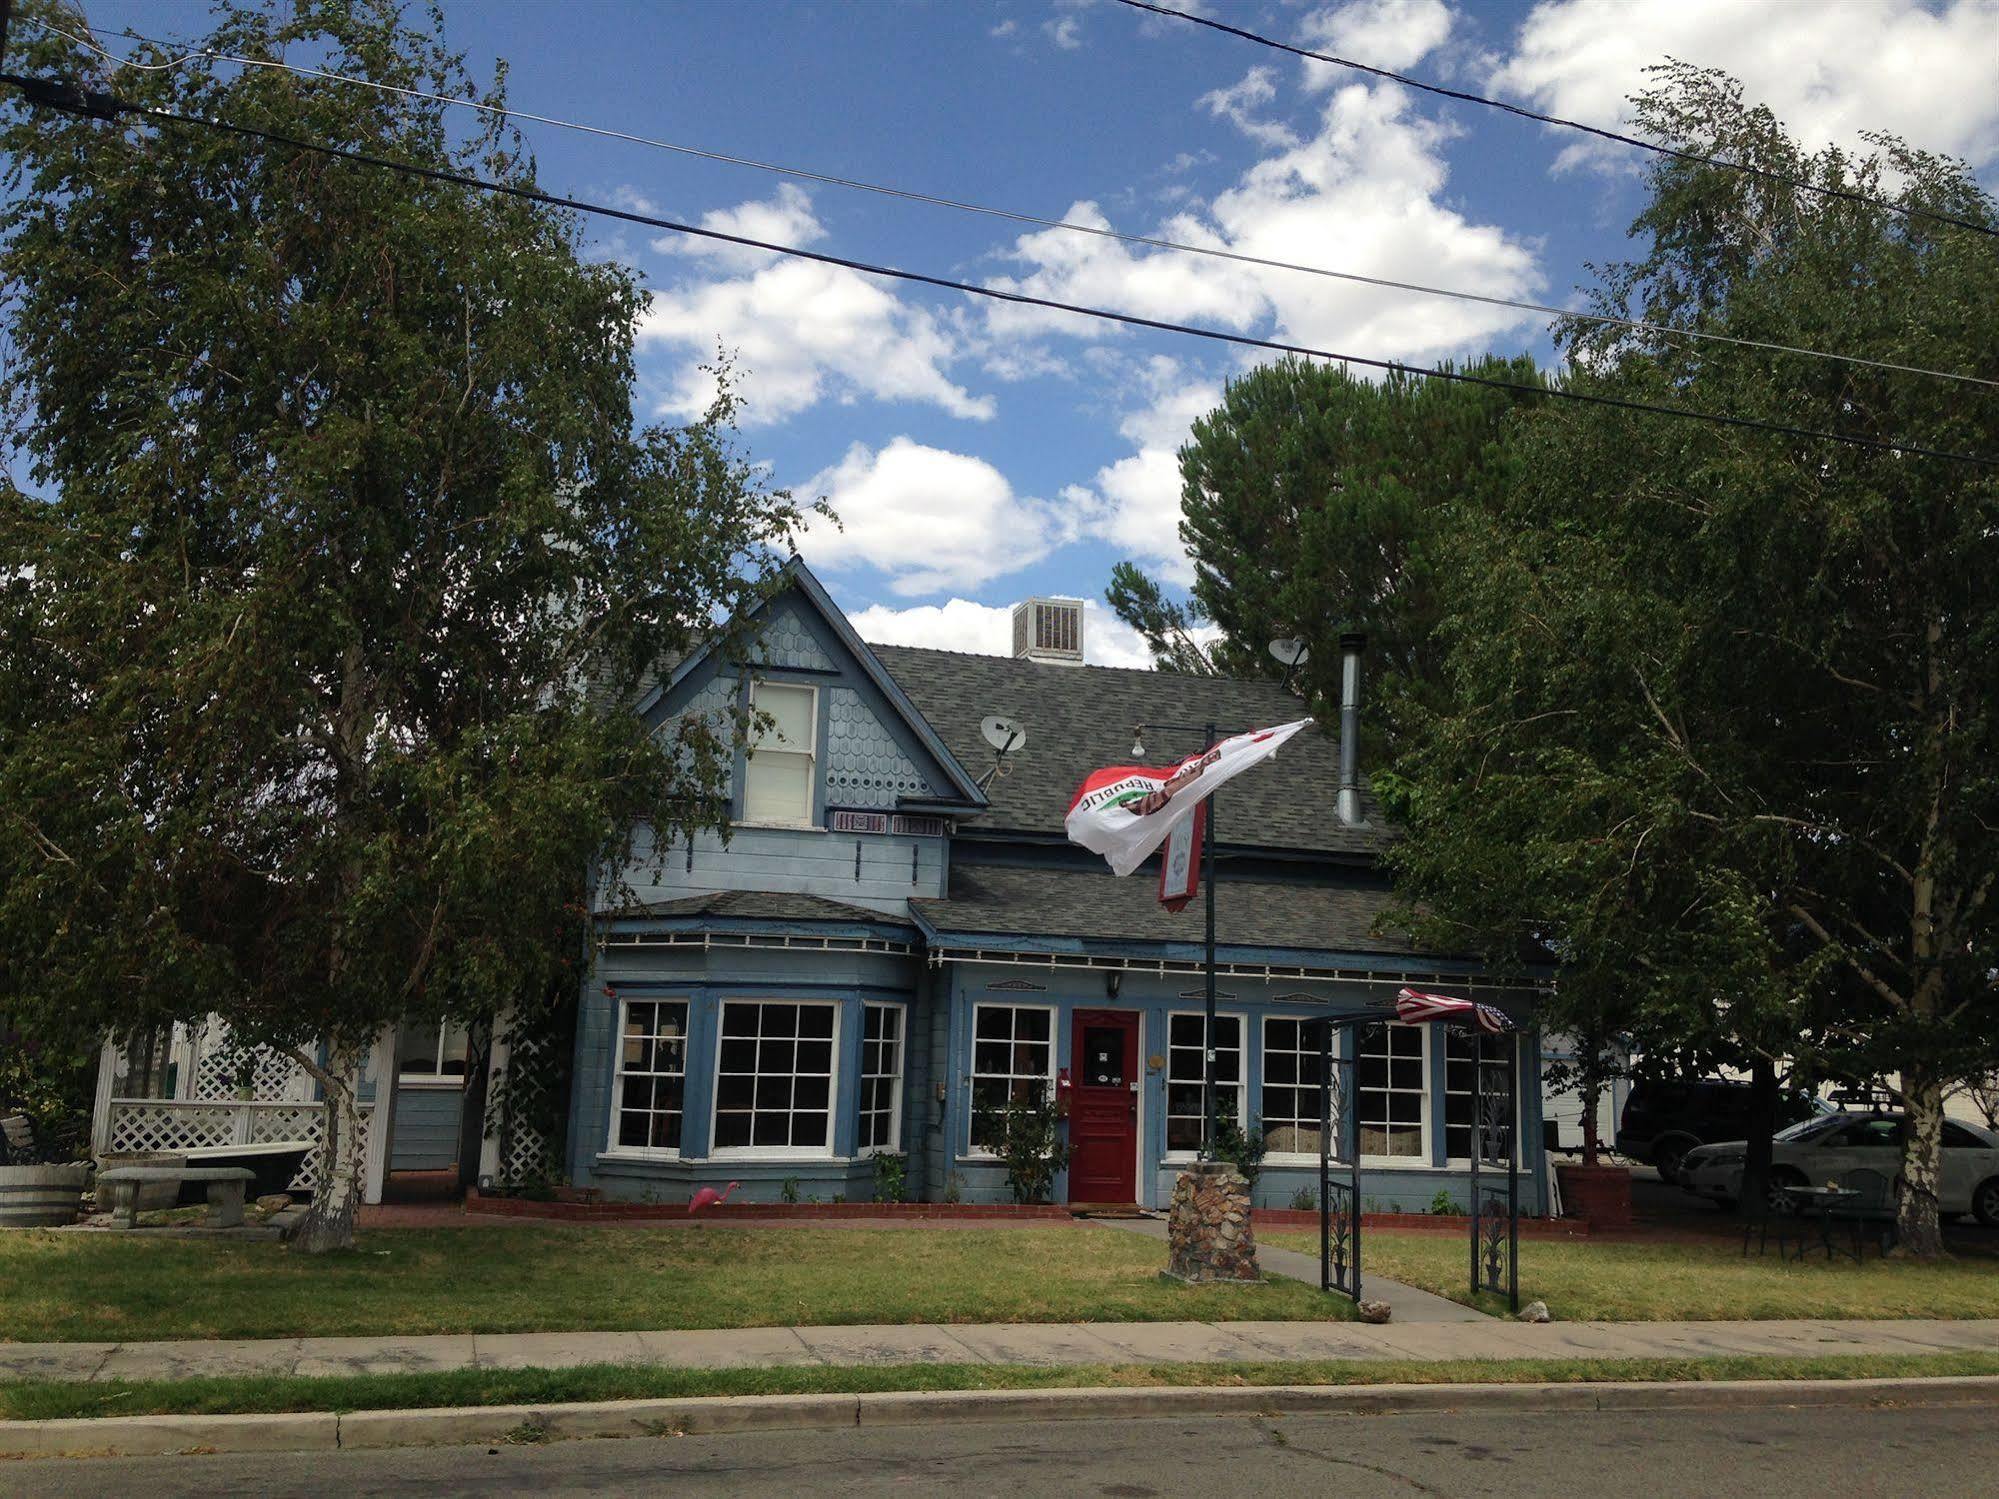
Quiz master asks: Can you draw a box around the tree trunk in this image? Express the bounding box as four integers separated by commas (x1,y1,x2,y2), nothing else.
1896,1067,1947,1258
1579,1063,1602,1169
1738,1056,1777,1221
288,1044,366,1254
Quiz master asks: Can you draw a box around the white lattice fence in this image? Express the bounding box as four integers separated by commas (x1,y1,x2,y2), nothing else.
488,1025,564,1191
185,1022,307,1103
104,1099,373,1193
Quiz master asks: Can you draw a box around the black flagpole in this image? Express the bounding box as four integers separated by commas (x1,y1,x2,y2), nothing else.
1202,721,1218,1159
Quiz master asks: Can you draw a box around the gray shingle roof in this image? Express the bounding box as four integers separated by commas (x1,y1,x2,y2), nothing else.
870,645,1393,856
912,863,1417,957
630,891,914,930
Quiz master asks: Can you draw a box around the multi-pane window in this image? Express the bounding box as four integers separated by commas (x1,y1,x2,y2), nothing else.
611,1000,688,1155
714,1001,837,1154
744,681,816,825
1260,1017,1327,1158
397,1021,470,1081
1166,1013,1243,1156
858,1004,905,1153
1358,1021,1427,1160
1444,1030,1515,1162
969,1005,1054,1152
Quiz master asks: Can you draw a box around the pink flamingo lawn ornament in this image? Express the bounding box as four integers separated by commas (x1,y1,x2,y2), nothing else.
688,1181,741,1216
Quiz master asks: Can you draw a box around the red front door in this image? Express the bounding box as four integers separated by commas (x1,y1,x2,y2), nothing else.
1068,1010,1140,1204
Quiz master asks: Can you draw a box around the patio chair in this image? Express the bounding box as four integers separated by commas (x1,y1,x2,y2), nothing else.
1740,1188,1807,1261
1828,1168,1897,1259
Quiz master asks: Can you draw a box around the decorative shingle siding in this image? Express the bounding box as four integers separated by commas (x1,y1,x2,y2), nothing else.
749,601,836,672
826,687,936,807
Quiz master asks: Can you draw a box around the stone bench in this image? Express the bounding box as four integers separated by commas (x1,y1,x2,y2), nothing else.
95,1166,258,1229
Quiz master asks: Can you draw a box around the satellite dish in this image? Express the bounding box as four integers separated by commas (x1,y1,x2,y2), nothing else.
981,714,1027,754
1267,638,1310,667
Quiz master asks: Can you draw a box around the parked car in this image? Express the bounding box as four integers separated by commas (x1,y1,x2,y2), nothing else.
1681,1112,1999,1224
1616,1078,1824,1184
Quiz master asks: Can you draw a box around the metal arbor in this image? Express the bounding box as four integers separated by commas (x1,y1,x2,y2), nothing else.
1311,1010,1522,1313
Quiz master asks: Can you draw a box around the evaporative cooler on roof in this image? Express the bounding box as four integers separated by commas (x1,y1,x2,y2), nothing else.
1011,597,1084,665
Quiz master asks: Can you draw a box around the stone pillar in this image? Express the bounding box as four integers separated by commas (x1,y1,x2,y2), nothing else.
1162,1162,1261,1283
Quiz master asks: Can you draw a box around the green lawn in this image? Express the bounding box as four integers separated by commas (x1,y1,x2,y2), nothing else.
0,1225,1346,1343
8,1351,1999,1422
1267,1230,1999,1321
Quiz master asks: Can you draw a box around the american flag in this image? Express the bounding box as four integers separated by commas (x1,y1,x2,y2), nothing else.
1395,987,1514,1035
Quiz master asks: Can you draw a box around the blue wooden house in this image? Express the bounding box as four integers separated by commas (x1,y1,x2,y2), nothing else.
564,558,1550,1212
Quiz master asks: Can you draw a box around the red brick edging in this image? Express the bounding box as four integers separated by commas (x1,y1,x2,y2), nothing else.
463,1190,1070,1222
461,1190,1588,1234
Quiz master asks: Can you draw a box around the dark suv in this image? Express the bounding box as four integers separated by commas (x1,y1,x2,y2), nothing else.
1617,1079,1824,1184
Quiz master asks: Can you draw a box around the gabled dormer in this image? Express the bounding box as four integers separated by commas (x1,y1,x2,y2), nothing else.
615,560,986,915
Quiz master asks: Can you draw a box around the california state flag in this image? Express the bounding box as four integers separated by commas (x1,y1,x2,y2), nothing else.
1064,719,1312,879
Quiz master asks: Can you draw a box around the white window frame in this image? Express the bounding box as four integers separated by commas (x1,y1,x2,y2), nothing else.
1164,1011,1246,1162
709,998,842,1160
741,679,818,828
1259,1015,1334,1165
1442,1029,1521,1167
397,1021,470,1088
1357,1019,1433,1167
604,997,690,1161
965,1002,1057,1159
857,1001,906,1156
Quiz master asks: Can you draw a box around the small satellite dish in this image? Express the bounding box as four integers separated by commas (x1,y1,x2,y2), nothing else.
1268,638,1310,667
981,714,1027,753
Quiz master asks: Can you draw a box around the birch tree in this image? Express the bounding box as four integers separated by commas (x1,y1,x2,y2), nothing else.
0,1,804,1250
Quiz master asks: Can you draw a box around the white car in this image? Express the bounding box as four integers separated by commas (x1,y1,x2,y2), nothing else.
1680,1112,1999,1225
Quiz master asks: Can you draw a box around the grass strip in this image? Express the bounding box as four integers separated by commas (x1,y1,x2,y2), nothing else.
6,1351,1998,1422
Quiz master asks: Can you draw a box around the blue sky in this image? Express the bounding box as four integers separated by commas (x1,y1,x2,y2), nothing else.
76,0,1999,663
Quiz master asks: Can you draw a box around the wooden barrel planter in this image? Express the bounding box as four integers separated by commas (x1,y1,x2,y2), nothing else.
0,1163,91,1228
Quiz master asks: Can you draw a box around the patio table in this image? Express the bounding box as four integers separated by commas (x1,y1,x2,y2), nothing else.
1783,1184,1862,1262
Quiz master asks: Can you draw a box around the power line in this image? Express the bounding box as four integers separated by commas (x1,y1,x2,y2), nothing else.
1117,0,1999,243
7,74,1991,471
34,20,1999,395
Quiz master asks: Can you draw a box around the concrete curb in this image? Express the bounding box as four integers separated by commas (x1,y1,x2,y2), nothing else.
7,1376,1999,1459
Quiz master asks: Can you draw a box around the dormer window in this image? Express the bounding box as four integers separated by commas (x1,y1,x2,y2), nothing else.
744,680,817,826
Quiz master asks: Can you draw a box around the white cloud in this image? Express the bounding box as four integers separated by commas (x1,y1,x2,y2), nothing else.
1044,14,1083,49
650,182,824,272
637,188,992,427
1493,0,1999,174
983,5,1542,363
853,597,1166,669
1200,67,1300,148
796,439,1070,596
990,19,1019,38
1066,356,1223,584
1299,0,1452,78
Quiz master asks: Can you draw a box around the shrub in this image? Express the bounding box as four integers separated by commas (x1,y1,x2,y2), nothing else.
1213,1096,1268,1195
870,1152,907,1204
974,1089,1073,1205
1289,1184,1318,1212
1430,1189,1466,1216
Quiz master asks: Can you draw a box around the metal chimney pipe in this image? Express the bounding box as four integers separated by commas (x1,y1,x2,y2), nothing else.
1336,630,1367,826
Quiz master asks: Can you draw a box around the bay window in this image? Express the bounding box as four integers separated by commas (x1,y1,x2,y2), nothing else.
609,999,688,1156
858,1003,905,1154
713,1000,838,1155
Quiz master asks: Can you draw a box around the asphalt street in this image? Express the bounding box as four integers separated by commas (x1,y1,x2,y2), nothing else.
9,1400,1995,1498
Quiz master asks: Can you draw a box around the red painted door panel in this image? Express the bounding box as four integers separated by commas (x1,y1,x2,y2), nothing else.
1068,1010,1139,1204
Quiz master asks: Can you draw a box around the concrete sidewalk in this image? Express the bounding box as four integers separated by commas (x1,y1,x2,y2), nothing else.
4,1316,1996,1386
